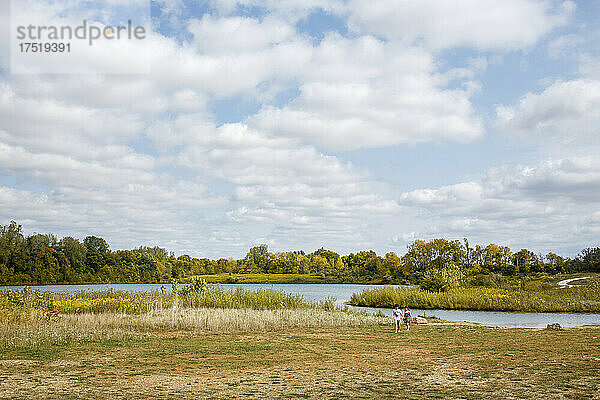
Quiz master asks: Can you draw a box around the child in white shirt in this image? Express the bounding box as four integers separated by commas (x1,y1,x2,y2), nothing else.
392,304,402,333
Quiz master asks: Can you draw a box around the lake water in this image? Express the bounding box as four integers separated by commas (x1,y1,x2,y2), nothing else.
2,283,599,329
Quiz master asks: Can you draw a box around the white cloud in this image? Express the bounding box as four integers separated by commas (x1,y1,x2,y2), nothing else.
399,157,600,252
0,73,401,256
169,121,404,251
189,15,295,54
177,122,363,185
496,79,600,146
1,1,408,256
208,0,346,22
347,0,574,51
250,35,484,150
0,83,145,158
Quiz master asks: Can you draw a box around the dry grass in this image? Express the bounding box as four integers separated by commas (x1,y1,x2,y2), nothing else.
0,307,387,348
1,324,599,399
131,307,385,331
0,309,139,348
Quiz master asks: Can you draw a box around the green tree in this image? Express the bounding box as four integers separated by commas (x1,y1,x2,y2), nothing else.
309,255,329,275
84,236,110,274
383,252,405,281
58,236,86,276
0,221,27,283
482,244,512,274
420,263,465,292
544,252,566,274
574,247,600,272
244,244,272,273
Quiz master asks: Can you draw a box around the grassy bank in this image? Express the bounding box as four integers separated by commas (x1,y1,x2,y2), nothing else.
1,324,598,399
187,273,329,284
186,273,392,284
349,275,600,313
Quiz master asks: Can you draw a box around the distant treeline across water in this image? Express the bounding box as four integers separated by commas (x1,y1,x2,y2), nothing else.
1,220,598,285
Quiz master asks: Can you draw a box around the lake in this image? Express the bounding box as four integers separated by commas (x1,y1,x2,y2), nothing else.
2,283,599,329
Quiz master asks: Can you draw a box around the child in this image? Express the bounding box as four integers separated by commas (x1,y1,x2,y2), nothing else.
392,304,402,333
403,307,412,331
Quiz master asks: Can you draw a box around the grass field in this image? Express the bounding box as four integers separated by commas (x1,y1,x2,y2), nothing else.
1,323,599,399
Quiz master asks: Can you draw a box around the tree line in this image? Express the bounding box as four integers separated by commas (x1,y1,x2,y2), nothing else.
0,221,598,285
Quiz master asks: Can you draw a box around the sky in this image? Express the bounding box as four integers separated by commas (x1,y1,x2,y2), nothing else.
0,0,599,258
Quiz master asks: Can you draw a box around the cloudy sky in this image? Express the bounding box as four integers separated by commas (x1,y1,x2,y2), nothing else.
1,0,599,258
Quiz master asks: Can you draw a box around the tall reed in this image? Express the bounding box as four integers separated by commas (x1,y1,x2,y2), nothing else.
348,283,600,313
0,285,325,315
0,286,386,349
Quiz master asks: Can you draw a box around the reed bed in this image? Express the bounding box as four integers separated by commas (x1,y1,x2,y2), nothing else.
0,285,326,315
0,285,385,349
348,283,600,313
48,287,316,314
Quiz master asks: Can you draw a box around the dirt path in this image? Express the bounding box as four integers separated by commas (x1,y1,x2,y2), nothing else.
557,276,590,288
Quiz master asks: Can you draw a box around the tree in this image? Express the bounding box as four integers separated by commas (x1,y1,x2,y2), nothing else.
0,221,27,282
309,248,343,276
574,247,600,272
244,244,271,273
59,236,86,275
46,248,74,282
402,239,465,276
84,236,110,273
420,263,465,292
545,252,566,274
32,248,60,284
84,236,109,253
343,251,382,280
26,234,51,266
482,244,512,274
463,238,472,270
2,220,598,285
513,249,542,274
383,252,406,280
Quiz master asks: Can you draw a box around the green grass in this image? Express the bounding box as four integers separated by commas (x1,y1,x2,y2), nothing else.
187,273,329,284
186,273,396,285
349,274,600,313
